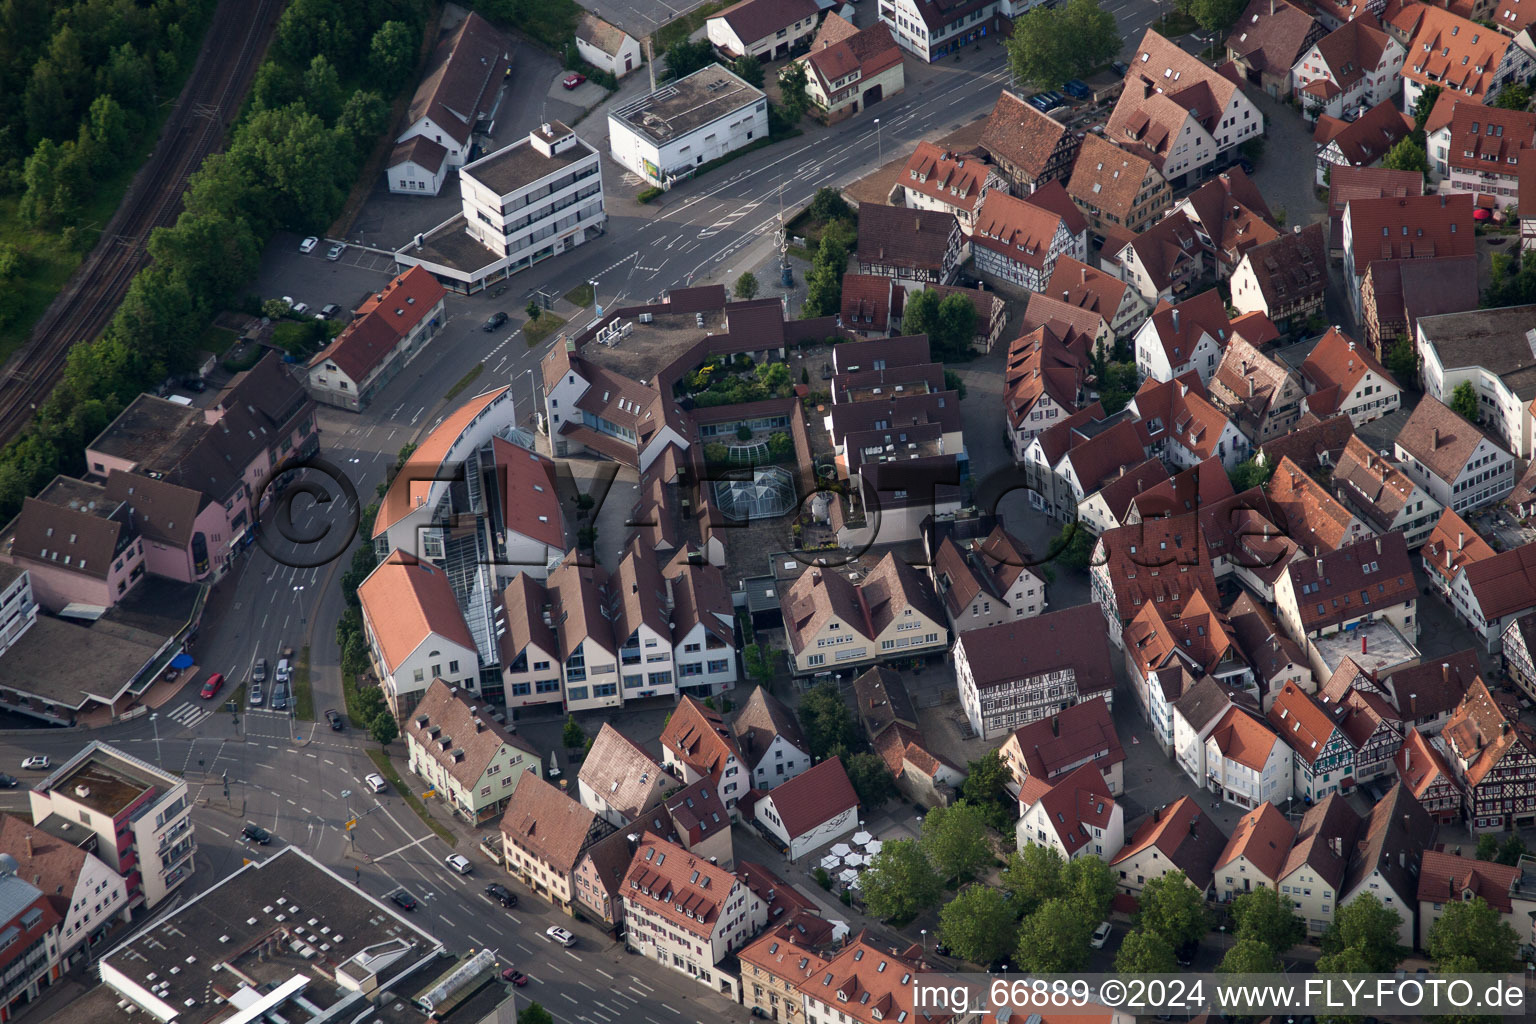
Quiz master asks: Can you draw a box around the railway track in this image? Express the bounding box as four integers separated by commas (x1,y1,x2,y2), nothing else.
0,0,280,445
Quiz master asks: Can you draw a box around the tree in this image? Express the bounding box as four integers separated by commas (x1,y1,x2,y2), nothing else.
944,369,967,400
1015,898,1093,972
1475,833,1501,861
1116,929,1176,974
934,293,979,360
664,39,714,80
1000,845,1063,917
1449,381,1480,423
959,751,1013,831
1431,954,1501,1024
369,711,398,747
1382,136,1429,178
901,289,941,343
562,716,585,748
1427,896,1519,971
1384,334,1418,382
861,839,943,921
734,272,759,300
1177,0,1246,33
1321,894,1404,973
809,187,852,224
1496,835,1528,866
742,643,775,688
938,884,1018,965
371,20,419,91
779,61,809,120
1227,457,1274,492
1135,873,1209,951
1062,856,1117,923
1493,82,1531,110
1050,521,1098,571
526,300,543,322
797,682,860,759
1230,885,1305,954
1485,249,1536,309
1219,937,1280,974
731,55,765,88
335,90,389,158
81,95,130,175
519,1003,554,1024
846,751,897,809
1412,84,1443,131
1005,0,1121,91
302,55,344,124
920,801,993,883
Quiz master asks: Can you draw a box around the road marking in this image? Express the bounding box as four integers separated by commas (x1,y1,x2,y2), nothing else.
438,913,452,925
285,799,296,806
595,968,614,980
324,759,335,766
469,935,485,947
630,978,654,993
508,913,522,924
565,950,580,961
611,990,637,1004
204,825,230,838
561,994,578,1005
660,1004,679,1015
301,808,312,815
547,962,565,974
371,831,436,862
578,981,595,992
255,762,276,770
517,943,534,955
305,753,317,758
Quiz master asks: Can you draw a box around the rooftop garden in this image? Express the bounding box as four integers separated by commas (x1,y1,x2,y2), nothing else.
679,354,793,407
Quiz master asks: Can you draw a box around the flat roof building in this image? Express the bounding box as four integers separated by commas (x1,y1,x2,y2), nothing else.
608,65,768,188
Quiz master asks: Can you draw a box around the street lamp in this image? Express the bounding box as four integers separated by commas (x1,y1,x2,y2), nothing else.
519,368,541,428
150,713,161,766
873,118,882,169
921,929,928,956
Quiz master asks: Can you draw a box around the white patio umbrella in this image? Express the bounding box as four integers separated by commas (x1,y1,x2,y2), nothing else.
852,830,873,846
829,843,853,858
845,852,868,868
865,840,883,855
838,868,859,885
820,854,842,872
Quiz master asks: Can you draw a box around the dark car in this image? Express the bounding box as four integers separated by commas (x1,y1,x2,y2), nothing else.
1112,60,1129,76
182,377,207,392
484,883,518,907
242,823,271,845
0,775,18,788
1028,91,1064,113
1230,156,1255,175
390,889,418,911
483,312,508,332
501,968,528,986
325,709,344,731
1063,79,1091,100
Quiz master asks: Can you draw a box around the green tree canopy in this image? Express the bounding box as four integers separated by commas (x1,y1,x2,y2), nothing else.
1492,82,1531,110
1115,928,1176,974
1426,896,1519,972
370,20,419,91
937,884,1019,966
1449,381,1480,423
663,39,713,80
934,293,979,361
1063,856,1118,923
1015,898,1093,972
1005,0,1121,90
959,750,1013,831
1321,893,1404,973
1382,136,1429,178
1412,84,1443,130
797,682,860,759
845,751,897,810
1176,0,1246,32
861,839,943,921
1384,334,1417,382
369,711,398,747
1218,937,1280,974
779,61,809,120
519,1003,554,1024
1135,872,1208,951
734,272,759,300
301,54,343,124
1227,457,1274,492
731,54,765,88
919,801,993,883
1496,835,1527,866
1000,845,1063,917
1230,885,1306,954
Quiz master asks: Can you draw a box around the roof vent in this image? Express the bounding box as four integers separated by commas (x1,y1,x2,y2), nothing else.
74,786,90,799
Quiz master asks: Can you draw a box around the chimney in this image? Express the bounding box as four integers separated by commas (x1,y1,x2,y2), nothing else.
1052,716,1060,736
1409,692,1418,714
1458,531,1465,550
1440,194,1446,208
915,217,921,233
1172,309,1181,332
1249,377,1255,398
1441,662,1449,683
1375,537,1382,555
1081,267,1088,283
1348,341,1355,352
22,835,31,858
1399,851,1406,868
1404,744,1411,773
1362,633,1368,655
1432,427,1440,448
1316,558,1324,576
1329,835,1342,856
1188,816,1198,838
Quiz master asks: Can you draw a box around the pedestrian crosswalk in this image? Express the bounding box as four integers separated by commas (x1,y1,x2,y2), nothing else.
164,702,212,730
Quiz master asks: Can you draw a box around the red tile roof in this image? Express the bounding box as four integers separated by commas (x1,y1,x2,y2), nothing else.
662,697,743,782
954,604,1115,695
1495,0,1536,32
981,90,1074,183
375,387,509,535
1094,513,1221,625
715,0,819,45
357,552,476,673
1423,507,1495,585
760,756,858,838
1266,455,1361,553
1021,762,1118,856
1343,190,1476,277
1404,6,1516,101
840,274,893,333
1280,792,1359,889
1006,695,1125,780
501,774,612,874
972,191,1067,271
1395,395,1506,484
800,934,945,1024
1227,0,1325,77
1216,801,1296,881
900,142,996,215
1395,727,1457,804
1301,326,1396,400
1461,541,1536,620
1068,134,1162,223
1209,705,1281,771
1022,179,1088,238
1110,795,1227,891
1440,101,1536,177
1318,100,1415,169
623,832,742,938
1442,676,1536,787
1143,289,1234,367
312,266,447,384
1268,679,1347,765
1282,531,1417,635
1047,256,1131,321
804,18,902,98
1419,849,1521,910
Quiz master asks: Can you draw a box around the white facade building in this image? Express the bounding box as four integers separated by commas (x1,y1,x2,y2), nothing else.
609,65,768,188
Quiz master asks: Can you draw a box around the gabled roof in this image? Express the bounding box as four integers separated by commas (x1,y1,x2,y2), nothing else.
1301,326,1396,403
1343,781,1431,898
406,679,538,791
1125,29,1246,135
1022,179,1088,237
1343,192,1475,277
1279,792,1359,889
578,723,670,822
1461,541,1536,620
1110,795,1227,891
1330,434,1424,532
1122,211,1207,290
1021,762,1118,857
932,523,1040,618
545,550,616,659
1495,0,1536,33
1006,695,1125,781
1124,588,1245,679
0,814,93,923
406,12,511,146
662,696,743,780
1208,705,1281,772
800,934,939,1024
1094,513,1220,625
1178,168,1278,258
1442,677,1536,788
1395,395,1506,484
856,204,959,273
374,386,509,535
733,686,809,765
714,0,820,45
972,191,1067,270
1257,413,1354,473
622,833,740,938
1437,97,1536,176
1267,455,1361,553
1395,727,1457,804
803,18,903,101
1216,801,1296,881
389,134,449,175
738,911,837,986
1310,16,1395,94
1005,322,1088,427
1327,164,1423,250
1268,679,1347,765
1227,591,1309,684
954,604,1114,695
1282,531,1417,635
1418,849,1521,910
981,90,1073,181
576,11,634,56
357,552,475,672
1227,0,1324,76
1068,134,1162,221
840,274,893,332
501,774,613,875
492,437,563,549
1403,6,1516,101
762,757,858,838
1375,649,1482,722
1142,289,1233,366
1047,256,1133,321
900,142,996,215
1236,222,1327,313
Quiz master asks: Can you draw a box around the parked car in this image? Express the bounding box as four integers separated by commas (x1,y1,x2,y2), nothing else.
326,709,344,731
0,775,18,788
319,303,342,319
501,968,528,986
1091,922,1112,948
275,657,292,684
1111,60,1129,76
366,773,389,793
200,673,225,699
1027,91,1064,113
445,854,473,875
545,926,576,947
270,680,289,710
562,72,586,89
326,243,345,261
252,658,268,683
483,311,508,332
290,302,310,317
299,237,319,253
1063,79,1091,100
182,377,206,392
248,683,264,707
20,756,48,771
484,883,517,907
1231,156,1255,175
390,889,417,911
242,823,272,845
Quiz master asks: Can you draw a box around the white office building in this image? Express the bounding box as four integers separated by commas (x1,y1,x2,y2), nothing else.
608,65,768,188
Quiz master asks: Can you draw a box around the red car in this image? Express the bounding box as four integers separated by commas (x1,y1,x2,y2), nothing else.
199,673,225,699
562,72,586,89
501,968,528,986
